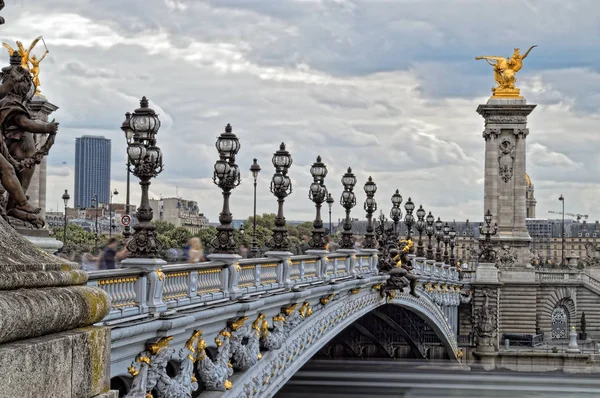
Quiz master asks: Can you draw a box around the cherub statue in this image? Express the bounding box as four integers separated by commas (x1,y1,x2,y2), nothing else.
2,36,43,70
0,51,59,228
476,45,537,96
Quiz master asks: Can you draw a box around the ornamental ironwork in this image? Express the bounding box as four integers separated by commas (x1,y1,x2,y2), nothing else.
267,143,293,251
339,167,357,249
362,176,377,249
308,156,328,250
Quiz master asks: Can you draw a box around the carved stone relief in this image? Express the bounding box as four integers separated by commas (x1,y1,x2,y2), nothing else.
498,138,515,183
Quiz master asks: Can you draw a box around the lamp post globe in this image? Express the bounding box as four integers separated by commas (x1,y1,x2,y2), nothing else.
308,156,329,250
267,143,293,251
434,217,443,262
425,211,435,260
339,167,357,249
125,96,163,258
249,158,261,258
326,192,335,236
362,176,377,249
61,189,70,249
415,205,426,257
212,124,241,254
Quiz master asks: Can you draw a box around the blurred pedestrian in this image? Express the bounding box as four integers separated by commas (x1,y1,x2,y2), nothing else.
188,237,205,263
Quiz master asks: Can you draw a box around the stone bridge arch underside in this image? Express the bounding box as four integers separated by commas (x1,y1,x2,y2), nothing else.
217,290,459,398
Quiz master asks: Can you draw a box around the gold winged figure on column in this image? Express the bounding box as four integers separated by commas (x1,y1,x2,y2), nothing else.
2,36,49,96
476,45,537,98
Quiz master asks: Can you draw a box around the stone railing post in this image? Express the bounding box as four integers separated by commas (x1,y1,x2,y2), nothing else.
434,261,443,277
414,254,425,276
306,249,329,281
207,253,242,299
359,248,378,275
337,248,357,276
121,258,168,313
424,259,434,276
265,251,294,289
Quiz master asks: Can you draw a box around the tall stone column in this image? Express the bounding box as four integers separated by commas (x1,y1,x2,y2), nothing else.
28,95,59,220
477,98,535,267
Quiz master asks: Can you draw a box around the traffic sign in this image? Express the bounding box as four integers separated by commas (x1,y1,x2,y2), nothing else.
121,215,131,226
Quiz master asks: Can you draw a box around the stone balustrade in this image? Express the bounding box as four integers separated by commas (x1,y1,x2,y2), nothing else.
87,251,464,324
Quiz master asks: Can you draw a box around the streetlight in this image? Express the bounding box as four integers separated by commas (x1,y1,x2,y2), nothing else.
442,222,450,263
109,188,119,238
239,224,245,238
61,189,70,249
449,226,457,266
249,158,261,258
363,176,377,249
559,194,565,266
125,96,163,257
425,212,435,260
479,209,498,263
434,217,443,262
326,192,334,235
390,189,403,238
91,194,98,251
212,124,241,254
120,112,134,240
415,205,426,257
404,197,415,253
308,155,328,250
339,167,357,249
267,142,293,251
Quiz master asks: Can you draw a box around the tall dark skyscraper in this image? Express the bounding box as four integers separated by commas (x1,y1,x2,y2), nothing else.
74,136,111,208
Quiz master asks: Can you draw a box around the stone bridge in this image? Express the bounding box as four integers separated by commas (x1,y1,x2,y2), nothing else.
88,252,468,397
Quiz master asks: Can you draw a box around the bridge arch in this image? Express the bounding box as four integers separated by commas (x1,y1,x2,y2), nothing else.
224,289,459,398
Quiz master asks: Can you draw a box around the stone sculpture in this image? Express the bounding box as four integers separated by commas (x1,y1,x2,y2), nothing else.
197,330,234,391
473,289,498,351
125,333,202,398
0,50,59,228
475,45,537,97
229,315,262,371
498,138,515,183
497,244,518,267
260,314,287,351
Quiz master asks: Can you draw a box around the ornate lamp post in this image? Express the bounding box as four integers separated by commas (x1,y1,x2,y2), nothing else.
339,167,357,249
434,217,443,262
121,112,134,240
249,158,261,258
61,189,70,248
415,205,426,257
91,194,99,251
308,156,328,250
125,96,163,258
404,197,415,254
326,192,334,235
363,176,377,249
267,143,293,251
559,194,565,266
479,209,498,263
449,226,457,266
442,222,451,263
109,188,119,238
390,189,403,238
425,212,435,260
212,124,241,254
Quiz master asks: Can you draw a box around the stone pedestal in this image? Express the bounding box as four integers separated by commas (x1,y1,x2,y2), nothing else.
475,262,499,284
0,215,112,397
336,248,358,275
306,249,329,279
264,251,293,289
121,257,168,312
477,98,536,267
16,226,63,254
567,326,581,353
359,248,379,273
28,95,59,221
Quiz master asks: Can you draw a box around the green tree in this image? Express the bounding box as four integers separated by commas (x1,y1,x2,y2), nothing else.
194,226,217,253
51,223,106,257
153,220,176,235
164,227,192,248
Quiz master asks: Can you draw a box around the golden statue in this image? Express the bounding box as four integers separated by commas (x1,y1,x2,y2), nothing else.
29,50,48,95
476,45,537,98
2,36,43,70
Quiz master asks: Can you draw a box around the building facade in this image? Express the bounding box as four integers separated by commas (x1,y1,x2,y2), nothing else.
74,136,111,208
149,197,209,234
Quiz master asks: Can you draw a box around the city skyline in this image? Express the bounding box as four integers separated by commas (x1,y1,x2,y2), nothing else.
1,1,599,223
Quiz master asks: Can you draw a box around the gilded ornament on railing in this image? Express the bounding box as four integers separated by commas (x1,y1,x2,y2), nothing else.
283,303,298,316
350,287,361,295
475,45,537,98
299,301,312,318
197,330,233,391
155,268,165,281
230,316,248,331
320,294,334,306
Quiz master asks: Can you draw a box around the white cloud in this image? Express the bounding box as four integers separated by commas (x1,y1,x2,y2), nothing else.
1,0,598,223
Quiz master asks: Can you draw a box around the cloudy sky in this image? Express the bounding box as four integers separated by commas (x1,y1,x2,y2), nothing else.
2,0,600,224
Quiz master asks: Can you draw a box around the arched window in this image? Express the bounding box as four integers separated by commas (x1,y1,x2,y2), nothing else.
551,306,569,339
